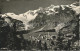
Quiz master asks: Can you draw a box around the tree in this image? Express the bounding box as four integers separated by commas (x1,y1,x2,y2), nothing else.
44,42,48,50
37,40,42,50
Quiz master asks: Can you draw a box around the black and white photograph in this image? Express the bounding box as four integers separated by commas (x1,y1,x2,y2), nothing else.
0,0,80,50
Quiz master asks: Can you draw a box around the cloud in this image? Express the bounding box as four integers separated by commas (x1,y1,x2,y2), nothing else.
6,0,10,2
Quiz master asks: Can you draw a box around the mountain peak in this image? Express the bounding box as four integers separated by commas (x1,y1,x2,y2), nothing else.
1,2,80,30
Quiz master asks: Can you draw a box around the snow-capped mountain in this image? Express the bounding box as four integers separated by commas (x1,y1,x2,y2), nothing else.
1,2,80,32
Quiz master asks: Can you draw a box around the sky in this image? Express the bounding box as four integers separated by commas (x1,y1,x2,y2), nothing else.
0,0,79,14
